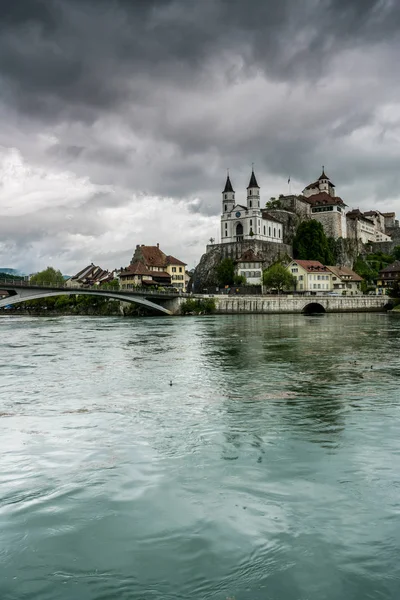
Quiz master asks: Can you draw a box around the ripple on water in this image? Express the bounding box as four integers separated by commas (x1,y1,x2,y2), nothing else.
1,313,400,599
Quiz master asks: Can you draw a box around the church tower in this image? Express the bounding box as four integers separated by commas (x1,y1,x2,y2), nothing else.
247,169,260,209
222,173,235,213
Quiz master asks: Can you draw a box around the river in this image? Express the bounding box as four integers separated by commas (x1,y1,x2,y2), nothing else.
1,313,400,600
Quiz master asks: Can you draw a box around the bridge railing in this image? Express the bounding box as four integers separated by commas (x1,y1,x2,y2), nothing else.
0,279,185,296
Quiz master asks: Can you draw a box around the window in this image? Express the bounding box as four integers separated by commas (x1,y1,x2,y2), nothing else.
299,275,303,281
292,268,298,273
273,228,276,237
225,231,228,236
279,229,281,237
249,200,252,208
172,267,176,273
224,194,227,200
264,226,266,235
317,275,321,280
269,227,271,236
317,284,321,289
179,267,182,273
224,204,227,211
249,190,252,196
225,222,227,229
250,220,252,226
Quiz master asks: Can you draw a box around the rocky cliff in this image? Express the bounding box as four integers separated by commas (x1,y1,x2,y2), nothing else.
190,240,292,292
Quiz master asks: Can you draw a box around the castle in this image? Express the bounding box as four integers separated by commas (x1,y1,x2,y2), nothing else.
220,167,396,245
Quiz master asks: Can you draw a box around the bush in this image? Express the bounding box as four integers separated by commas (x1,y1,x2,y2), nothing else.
181,298,216,315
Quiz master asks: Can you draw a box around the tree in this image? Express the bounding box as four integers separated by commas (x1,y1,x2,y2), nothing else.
263,263,296,293
216,258,235,286
293,221,335,264
393,246,400,261
30,267,65,286
233,274,246,285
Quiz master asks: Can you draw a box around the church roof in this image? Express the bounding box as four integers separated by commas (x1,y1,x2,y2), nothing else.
247,170,259,188
223,174,234,193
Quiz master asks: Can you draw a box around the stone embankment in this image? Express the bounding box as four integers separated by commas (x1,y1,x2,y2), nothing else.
185,294,390,314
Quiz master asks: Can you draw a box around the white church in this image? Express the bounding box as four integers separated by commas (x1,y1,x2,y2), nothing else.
220,170,283,244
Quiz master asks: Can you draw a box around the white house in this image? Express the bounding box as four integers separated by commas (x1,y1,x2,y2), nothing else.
236,249,264,285
220,171,283,244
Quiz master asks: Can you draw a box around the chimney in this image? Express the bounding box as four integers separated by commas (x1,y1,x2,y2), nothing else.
136,244,139,249
157,243,159,248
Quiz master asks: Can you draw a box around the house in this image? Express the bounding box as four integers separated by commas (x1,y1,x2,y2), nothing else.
220,170,283,244
377,261,400,290
347,209,391,243
119,261,170,289
165,255,187,290
326,266,363,295
66,264,113,287
236,249,264,285
287,260,333,293
121,244,187,290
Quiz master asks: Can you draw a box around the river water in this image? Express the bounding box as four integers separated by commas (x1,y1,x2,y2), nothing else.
1,313,400,600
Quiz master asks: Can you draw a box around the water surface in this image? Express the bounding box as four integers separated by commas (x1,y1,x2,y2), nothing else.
1,313,400,600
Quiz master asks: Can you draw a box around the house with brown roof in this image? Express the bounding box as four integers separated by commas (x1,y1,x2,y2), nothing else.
377,261,400,290
236,249,264,284
66,263,113,288
122,244,187,290
347,209,391,244
326,266,363,295
287,259,333,293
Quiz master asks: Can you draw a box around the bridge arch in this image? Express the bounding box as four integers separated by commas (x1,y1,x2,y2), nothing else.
302,302,326,314
0,288,172,315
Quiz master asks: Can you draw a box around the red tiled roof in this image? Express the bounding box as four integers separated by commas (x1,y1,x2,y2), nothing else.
292,260,328,272
120,261,153,278
346,209,373,223
166,255,186,266
139,246,167,268
326,266,363,282
304,192,346,207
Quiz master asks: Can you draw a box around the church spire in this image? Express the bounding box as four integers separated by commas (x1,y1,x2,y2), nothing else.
223,173,234,193
247,168,259,189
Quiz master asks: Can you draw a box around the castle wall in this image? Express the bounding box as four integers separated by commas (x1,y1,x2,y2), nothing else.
312,210,346,239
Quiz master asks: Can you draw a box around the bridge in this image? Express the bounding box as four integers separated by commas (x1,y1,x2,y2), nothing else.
0,281,181,315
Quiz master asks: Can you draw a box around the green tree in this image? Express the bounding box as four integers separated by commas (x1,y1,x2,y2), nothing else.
263,263,296,293
233,274,246,286
293,221,335,264
393,246,400,261
216,258,235,286
30,267,65,286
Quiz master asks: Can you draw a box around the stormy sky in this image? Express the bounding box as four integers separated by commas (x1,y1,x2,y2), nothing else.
1,0,400,274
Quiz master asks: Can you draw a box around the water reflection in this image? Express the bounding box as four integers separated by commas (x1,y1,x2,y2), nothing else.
1,313,400,600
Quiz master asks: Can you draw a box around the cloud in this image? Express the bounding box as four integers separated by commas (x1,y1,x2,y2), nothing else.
1,0,400,273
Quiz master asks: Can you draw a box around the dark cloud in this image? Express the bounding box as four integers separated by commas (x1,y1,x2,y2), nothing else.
1,0,400,272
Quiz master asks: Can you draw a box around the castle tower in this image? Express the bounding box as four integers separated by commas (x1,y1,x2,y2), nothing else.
222,173,235,213
318,167,335,197
247,169,260,209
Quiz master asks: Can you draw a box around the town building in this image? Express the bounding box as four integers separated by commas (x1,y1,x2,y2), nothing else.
377,261,400,290
236,249,264,285
346,209,391,244
120,244,187,290
220,170,283,244
287,260,333,292
119,261,171,289
326,266,363,295
66,264,113,287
